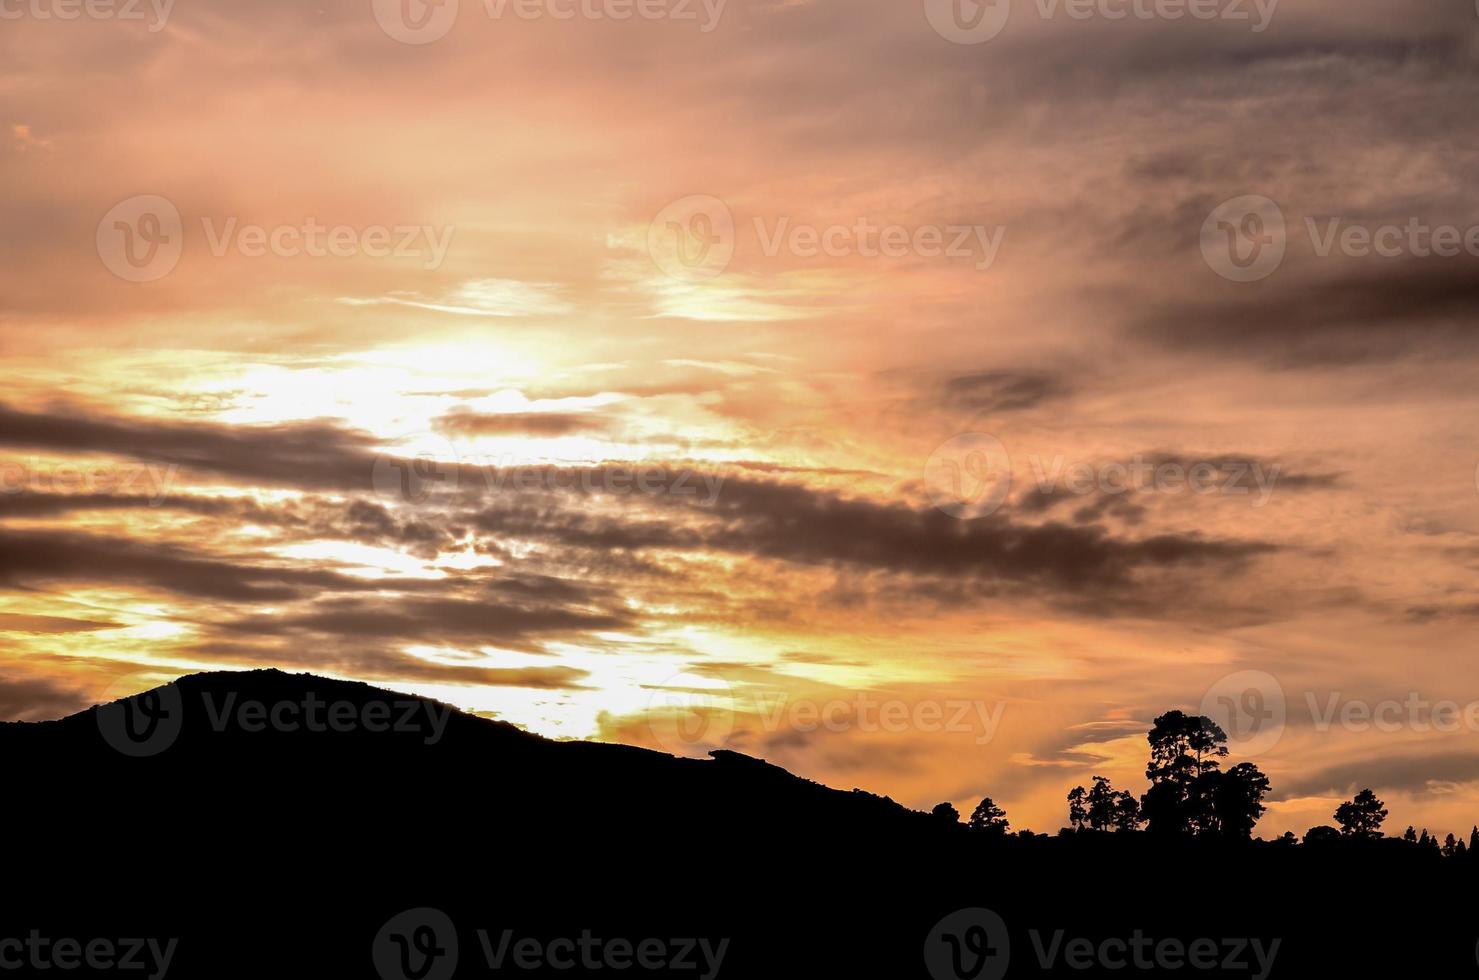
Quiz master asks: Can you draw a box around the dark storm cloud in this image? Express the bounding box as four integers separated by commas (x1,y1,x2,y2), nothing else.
0,404,722,504
0,405,1277,617
435,409,614,438
1406,603,1479,624
227,595,628,645
1016,454,1339,519
0,491,457,558
331,499,457,556
677,0,1479,167
1281,752,1479,799
472,476,1274,596
706,480,1271,584
0,403,382,489
1137,260,1479,367
0,527,428,602
0,491,256,520
0,612,121,633
945,371,1067,414
725,461,886,479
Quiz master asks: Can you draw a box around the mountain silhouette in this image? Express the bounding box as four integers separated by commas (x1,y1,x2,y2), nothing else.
2,670,1472,977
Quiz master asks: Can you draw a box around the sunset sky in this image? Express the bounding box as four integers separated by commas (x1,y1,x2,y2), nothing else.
4,0,1479,839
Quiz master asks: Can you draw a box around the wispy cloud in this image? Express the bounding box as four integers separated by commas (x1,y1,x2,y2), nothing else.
339,279,574,318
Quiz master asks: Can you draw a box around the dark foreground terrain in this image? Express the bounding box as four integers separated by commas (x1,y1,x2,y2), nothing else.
1,670,1467,977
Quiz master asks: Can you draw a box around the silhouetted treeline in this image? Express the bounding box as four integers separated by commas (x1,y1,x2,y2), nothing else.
938,710,1474,856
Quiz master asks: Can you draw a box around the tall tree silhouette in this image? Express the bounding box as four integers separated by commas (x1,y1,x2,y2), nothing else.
969,797,1010,835
1069,776,1143,832
1145,711,1228,785
1334,789,1388,838
1112,787,1143,832
1193,762,1270,839
1142,710,1234,835
931,802,960,825
1066,786,1087,832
